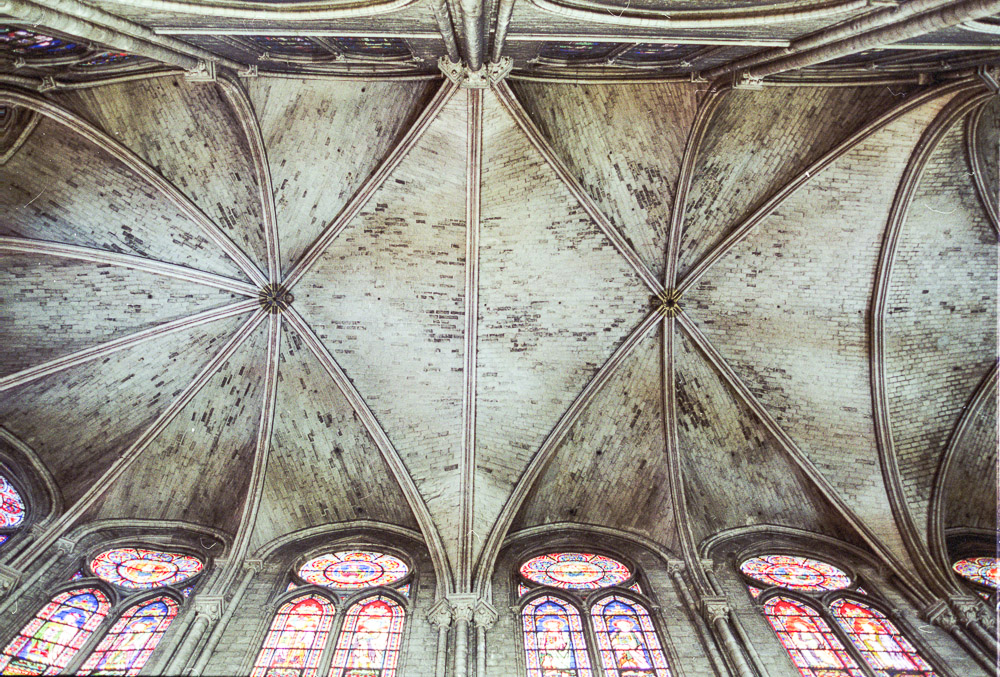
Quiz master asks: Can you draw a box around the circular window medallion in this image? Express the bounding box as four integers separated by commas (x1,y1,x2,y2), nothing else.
91,547,203,589
740,554,851,592
953,557,999,589
298,551,409,589
520,552,630,590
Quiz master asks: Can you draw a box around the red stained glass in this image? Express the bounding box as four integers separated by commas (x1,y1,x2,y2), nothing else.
91,548,203,590
252,595,335,677
590,595,671,677
299,551,408,590
521,595,593,677
329,596,405,677
0,588,110,675
952,557,999,590
520,553,630,590
762,597,864,677
741,555,851,592
748,587,761,599
829,599,936,676
79,596,178,675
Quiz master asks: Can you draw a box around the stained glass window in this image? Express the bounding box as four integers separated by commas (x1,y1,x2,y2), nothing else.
78,596,178,676
251,595,336,677
748,586,761,599
520,553,630,590
762,597,864,677
298,551,408,590
0,534,8,547
330,596,405,677
829,599,936,676
245,36,328,56
70,571,85,581
518,583,531,598
952,557,999,589
78,52,138,67
0,588,110,675
287,581,299,592
397,583,410,598
618,43,684,63
539,42,622,61
0,26,81,56
0,474,25,529
628,582,643,595
522,595,593,677
330,37,409,57
740,555,851,592
180,586,194,598
91,548,203,590
590,595,670,677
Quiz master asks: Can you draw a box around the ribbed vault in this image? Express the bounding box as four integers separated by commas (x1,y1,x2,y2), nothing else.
0,71,995,603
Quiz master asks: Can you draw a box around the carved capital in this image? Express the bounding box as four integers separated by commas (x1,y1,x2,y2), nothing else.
438,57,512,89
426,599,453,630
194,596,224,622
949,595,993,627
244,559,264,573
701,596,731,625
185,60,216,82
474,599,499,630
447,593,478,622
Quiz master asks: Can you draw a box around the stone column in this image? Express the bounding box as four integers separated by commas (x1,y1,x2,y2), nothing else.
474,599,498,677
164,597,221,675
427,599,453,677
702,597,757,677
189,563,261,674
450,595,477,677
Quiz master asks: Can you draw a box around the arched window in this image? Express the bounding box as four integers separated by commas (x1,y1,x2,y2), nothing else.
761,596,864,677
829,599,936,677
0,472,26,546
590,595,671,677
251,595,336,677
0,588,110,674
522,595,593,677
740,554,940,677
330,595,405,677
78,596,178,675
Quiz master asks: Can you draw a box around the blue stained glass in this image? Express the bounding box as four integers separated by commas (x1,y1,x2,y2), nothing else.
522,595,593,677
0,26,81,56
539,42,622,61
591,596,671,677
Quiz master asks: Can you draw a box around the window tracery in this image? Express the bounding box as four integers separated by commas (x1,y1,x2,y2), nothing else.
90,547,204,590
952,556,998,591
0,472,26,546
739,554,939,677
516,551,674,677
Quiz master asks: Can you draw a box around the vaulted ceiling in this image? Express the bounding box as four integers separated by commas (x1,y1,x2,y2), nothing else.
0,0,996,604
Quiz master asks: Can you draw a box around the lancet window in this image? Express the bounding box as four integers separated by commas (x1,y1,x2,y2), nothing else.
740,554,940,677
251,548,412,677
0,545,204,675
517,551,674,677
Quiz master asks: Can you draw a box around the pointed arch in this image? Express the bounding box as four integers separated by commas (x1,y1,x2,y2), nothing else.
78,595,178,675
590,594,671,677
828,598,936,676
251,594,337,677
329,594,405,677
0,587,111,674
521,594,593,677
760,595,865,677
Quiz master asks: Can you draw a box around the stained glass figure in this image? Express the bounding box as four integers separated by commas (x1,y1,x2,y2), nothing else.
952,557,999,589
762,597,864,677
0,474,25,528
521,595,593,677
0,26,81,56
79,596,178,676
740,555,851,592
520,553,630,590
0,588,110,675
245,36,328,56
539,42,622,61
298,551,408,590
329,596,405,677
91,548,203,590
330,37,409,57
830,599,936,676
590,595,670,677
251,595,335,677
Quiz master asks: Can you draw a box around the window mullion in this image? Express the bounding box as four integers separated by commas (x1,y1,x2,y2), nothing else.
316,601,341,677
822,603,878,677
581,603,606,677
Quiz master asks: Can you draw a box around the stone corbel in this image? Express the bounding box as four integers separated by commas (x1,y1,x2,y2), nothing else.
473,599,498,630
734,71,764,90
438,57,513,89
921,599,957,630
0,563,22,597
186,60,216,82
